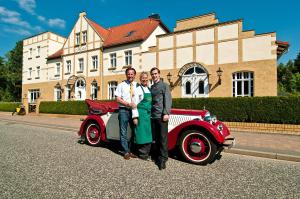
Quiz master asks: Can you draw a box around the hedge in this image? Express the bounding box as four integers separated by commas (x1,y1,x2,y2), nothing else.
39,101,88,115
0,102,21,112
39,97,300,124
173,96,300,124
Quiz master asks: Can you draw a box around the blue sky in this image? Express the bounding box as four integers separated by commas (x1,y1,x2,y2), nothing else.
0,0,299,64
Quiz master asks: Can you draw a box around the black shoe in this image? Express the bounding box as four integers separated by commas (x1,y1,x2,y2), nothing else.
158,161,166,170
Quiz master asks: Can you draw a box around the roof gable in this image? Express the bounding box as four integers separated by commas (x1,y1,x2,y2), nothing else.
86,17,169,48
85,18,109,40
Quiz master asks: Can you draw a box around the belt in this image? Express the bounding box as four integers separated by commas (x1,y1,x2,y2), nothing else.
119,106,131,110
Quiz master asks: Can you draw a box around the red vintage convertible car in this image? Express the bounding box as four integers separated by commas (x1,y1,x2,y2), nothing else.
78,99,235,165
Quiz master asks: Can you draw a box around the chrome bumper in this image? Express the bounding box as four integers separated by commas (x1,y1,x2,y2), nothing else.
222,137,235,149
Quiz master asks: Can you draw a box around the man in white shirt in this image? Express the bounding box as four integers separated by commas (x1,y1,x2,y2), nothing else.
115,67,138,160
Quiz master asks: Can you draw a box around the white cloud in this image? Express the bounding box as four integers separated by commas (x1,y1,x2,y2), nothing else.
37,15,46,22
1,16,31,29
17,0,36,14
0,6,43,36
3,27,31,36
0,6,20,17
48,18,66,29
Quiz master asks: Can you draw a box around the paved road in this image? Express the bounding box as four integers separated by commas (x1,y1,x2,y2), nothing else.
0,121,299,199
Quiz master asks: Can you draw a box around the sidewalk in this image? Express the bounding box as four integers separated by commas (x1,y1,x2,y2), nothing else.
0,112,299,162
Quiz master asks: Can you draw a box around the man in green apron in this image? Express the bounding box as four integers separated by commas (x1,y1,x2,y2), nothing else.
133,72,152,160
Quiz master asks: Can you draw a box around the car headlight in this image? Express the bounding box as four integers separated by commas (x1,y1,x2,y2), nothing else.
211,115,217,124
204,111,211,122
204,112,217,124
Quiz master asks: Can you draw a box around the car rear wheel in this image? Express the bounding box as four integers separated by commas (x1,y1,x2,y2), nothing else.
179,130,217,165
85,123,102,146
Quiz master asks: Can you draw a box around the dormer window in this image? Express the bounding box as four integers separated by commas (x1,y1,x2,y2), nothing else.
125,30,136,37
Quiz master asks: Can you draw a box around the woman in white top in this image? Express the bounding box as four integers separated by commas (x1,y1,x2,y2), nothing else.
132,72,152,160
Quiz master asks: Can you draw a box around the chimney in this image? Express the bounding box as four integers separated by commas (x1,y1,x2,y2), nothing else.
79,11,86,17
149,13,160,20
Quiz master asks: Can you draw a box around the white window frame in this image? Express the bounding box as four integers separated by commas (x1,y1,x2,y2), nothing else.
54,88,62,101
56,63,61,76
232,71,254,97
65,85,71,100
66,60,71,73
125,50,132,66
28,89,40,103
110,53,117,68
29,48,32,58
108,81,118,100
82,31,87,44
91,83,98,100
36,66,40,78
79,58,84,72
92,56,98,70
75,33,80,45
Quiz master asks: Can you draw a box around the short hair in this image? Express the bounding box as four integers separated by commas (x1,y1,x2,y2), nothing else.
150,67,160,74
125,67,136,75
140,71,148,79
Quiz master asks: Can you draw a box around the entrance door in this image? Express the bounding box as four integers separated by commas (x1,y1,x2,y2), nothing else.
75,78,86,100
181,65,209,98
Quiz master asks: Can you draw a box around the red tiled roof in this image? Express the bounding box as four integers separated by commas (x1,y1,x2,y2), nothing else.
47,16,169,59
276,40,289,59
47,49,63,60
86,18,109,40
87,17,169,48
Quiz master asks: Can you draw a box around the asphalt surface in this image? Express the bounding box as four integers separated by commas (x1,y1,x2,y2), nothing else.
1,112,300,162
0,121,299,199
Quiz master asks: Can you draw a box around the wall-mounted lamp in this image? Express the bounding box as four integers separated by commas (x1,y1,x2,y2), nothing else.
167,72,174,88
216,67,223,85
54,82,61,89
91,79,100,90
55,82,64,92
91,79,97,85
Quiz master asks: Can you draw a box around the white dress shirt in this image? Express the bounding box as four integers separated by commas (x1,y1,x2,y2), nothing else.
132,85,151,118
115,80,137,107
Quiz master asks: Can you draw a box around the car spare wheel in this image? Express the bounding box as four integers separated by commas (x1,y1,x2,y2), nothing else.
179,130,217,165
85,122,102,146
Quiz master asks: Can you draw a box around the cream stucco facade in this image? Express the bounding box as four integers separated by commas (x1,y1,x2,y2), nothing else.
22,12,285,113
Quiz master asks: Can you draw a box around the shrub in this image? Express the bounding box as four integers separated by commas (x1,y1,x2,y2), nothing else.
172,96,300,124
38,97,300,124
39,101,88,115
0,102,21,112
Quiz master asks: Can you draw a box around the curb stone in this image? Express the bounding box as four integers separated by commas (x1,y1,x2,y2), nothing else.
224,148,300,162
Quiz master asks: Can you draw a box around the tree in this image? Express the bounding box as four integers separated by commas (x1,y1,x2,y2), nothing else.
277,54,300,96
0,41,23,101
294,51,300,73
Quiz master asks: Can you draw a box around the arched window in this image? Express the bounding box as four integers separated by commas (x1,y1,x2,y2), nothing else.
185,81,191,94
183,66,206,75
76,79,85,88
199,81,204,94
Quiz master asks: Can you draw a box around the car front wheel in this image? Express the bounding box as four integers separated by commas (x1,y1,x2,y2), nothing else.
85,123,102,146
179,130,217,165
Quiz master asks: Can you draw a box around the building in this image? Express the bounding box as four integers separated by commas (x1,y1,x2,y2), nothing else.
22,12,289,112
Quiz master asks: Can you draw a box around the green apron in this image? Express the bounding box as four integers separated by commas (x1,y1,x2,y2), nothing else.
135,87,152,144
